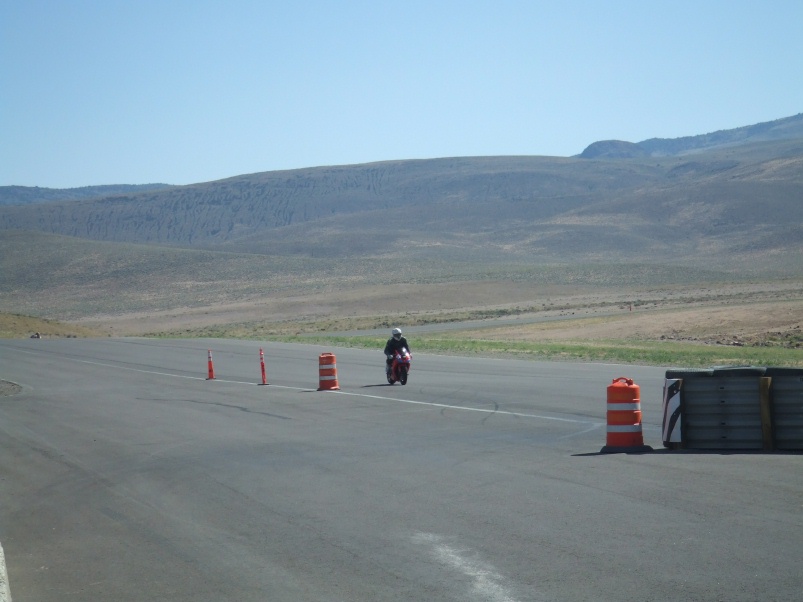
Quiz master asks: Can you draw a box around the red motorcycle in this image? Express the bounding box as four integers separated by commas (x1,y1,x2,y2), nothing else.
387,347,412,385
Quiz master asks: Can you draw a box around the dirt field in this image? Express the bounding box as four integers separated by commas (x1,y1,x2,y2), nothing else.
73,279,802,348
454,300,803,347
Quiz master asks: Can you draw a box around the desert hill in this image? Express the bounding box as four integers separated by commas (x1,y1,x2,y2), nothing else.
1,114,802,331
1,139,801,267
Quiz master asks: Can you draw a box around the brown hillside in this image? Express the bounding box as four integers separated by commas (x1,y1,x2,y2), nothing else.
1,116,802,337
0,140,801,270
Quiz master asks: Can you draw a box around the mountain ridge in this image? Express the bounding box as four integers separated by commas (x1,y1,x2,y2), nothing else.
0,183,173,206
0,115,802,328
579,113,803,159
1,136,801,269
3,113,801,203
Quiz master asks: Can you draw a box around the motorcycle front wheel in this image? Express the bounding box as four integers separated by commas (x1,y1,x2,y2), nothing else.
399,366,408,385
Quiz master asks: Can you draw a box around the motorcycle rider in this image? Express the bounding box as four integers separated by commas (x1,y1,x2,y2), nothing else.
384,327,411,377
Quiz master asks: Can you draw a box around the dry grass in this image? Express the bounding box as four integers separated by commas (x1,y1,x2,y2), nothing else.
0,313,103,339
3,278,800,367
120,278,802,348
2,229,800,365
446,301,802,350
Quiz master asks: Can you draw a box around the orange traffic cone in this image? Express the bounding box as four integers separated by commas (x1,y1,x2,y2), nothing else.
259,348,268,385
601,377,652,453
317,353,340,391
206,349,215,380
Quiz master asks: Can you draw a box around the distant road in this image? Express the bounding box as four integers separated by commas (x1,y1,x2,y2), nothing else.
1,338,800,601
326,305,626,337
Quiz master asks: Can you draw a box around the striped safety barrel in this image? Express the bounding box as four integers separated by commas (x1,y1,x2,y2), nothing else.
601,377,651,452
317,353,340,391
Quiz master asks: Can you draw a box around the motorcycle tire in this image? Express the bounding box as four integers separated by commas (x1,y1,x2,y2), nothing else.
399,366,408,385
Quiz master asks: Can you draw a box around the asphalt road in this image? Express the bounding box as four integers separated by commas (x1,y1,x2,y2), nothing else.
0,338,801,601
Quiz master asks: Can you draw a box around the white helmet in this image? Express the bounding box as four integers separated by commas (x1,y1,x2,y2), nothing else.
392,327,402,339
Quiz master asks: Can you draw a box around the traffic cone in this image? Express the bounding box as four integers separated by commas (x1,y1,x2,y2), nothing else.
601,377,652,453
317,353,340,391
206,349,215,380
259,348,268,385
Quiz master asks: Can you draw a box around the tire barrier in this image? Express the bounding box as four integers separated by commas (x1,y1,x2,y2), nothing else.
317,353,340,391
661,367,803,450
601,377,653,453
206,349,215,380
766,368,803,450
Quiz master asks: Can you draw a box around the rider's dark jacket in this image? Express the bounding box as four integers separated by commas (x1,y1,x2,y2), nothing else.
384,336,410,356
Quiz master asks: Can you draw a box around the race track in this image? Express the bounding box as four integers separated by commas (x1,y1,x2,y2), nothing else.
0,338,801,601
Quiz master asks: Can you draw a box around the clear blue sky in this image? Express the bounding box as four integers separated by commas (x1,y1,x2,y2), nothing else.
2,0,802,188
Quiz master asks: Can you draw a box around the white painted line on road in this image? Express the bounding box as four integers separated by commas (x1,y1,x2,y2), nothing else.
17,351,601,426
89,358,598,424
327,389,599,424
413,532,525,602
0,541,11,602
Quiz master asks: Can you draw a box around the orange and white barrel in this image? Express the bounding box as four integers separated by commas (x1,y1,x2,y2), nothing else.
317,353,340,391
601,377,652,452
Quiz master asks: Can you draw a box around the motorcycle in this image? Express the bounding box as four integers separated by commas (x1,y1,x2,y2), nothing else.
387,347,412,385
